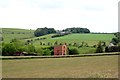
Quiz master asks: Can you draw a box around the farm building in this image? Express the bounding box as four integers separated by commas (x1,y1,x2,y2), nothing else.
54,44,68,55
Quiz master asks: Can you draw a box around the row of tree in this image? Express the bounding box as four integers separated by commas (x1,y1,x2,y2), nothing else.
2,39,52,56
63,27,90,33
2,38,80,56
34,27,90,37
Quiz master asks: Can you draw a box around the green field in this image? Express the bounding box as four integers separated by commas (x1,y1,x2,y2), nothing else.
1,28,115,54
2,28,35,42
1,28,118,78
2,28,114,46
32,33,114,47
2,55,118,78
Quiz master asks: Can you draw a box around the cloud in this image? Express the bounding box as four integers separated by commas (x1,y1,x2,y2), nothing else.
0,0,119,32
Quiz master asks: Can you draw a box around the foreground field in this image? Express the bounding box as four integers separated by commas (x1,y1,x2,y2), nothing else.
2,55,118,78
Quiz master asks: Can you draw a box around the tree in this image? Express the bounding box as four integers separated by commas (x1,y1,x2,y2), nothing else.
73,43,77,46
27,44,35,53
48,42,50,45
11,38,17,43
105,46,109,52
2,43,17,56
46,46,54,55
40,42,42,45
54,41,58,45
64,27,90,33
10,38,25,52
114,32,120,40
96,41,103,53
43,49,51,56
111,38,119,45
35,48,44,56
111,32,120,45
34,27,56,37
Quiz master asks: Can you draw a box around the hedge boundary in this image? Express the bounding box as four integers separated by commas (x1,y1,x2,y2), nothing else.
1,52,120,60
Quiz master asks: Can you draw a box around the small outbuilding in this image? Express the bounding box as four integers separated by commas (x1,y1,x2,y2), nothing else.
54,44,67,55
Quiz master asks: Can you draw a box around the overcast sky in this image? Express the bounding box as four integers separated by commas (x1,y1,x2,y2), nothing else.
0,0,119,32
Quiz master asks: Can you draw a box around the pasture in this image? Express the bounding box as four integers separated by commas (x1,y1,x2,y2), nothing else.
2,28,35,42
2,28,114,46
2,55,118,78
31,33,114,54
33,33,114,47
2,28,115,54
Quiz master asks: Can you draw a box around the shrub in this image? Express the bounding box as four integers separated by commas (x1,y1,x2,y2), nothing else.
54,41,58,45
2,43,17,56
48,42,50,45
40,42,42,45
27,44,35,53
106,46,120,52
43,49,51,56
68,47,79,55
105,46,109,52
93,45,96,48
96,41,103,53
35,48,44,56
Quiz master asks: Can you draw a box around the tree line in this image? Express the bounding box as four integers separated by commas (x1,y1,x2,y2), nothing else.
2,39,80,56
34,27,56,37
63,27,90,33
34,27,90,37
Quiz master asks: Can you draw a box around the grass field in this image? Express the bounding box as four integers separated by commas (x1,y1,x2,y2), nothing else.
1,28,115,54
2,28,35,42
2,55,118,78
33,33,114,47
2,28,114,46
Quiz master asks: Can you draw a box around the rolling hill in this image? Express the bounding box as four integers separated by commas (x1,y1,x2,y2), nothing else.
2,28,35,42
2,28,114,49
33,33,114,46
1,28,116,54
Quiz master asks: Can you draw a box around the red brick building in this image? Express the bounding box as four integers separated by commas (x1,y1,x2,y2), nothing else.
54,44,67,55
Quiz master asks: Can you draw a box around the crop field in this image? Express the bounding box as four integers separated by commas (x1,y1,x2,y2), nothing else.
2,55,118,78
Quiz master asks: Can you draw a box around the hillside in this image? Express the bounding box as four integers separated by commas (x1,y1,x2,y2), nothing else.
33,33,114,46
2,28,114,47
1,28,116,55
2,28,35,42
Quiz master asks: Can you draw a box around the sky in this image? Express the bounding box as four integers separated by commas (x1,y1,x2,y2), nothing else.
0,0,119,33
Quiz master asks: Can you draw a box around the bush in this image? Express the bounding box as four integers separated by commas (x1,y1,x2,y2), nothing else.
21,45,36,54
68,47,79,55
35,47,44,56
2,43,17,56
96,41,103,53
105,46,120,52
43,49,51,56
54,41,58,45
105,46,109,52
27,44,35,53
